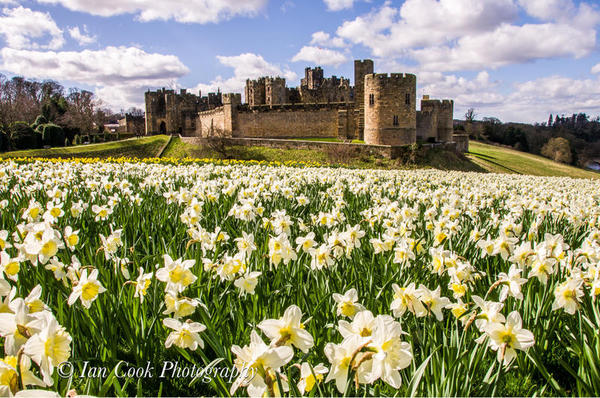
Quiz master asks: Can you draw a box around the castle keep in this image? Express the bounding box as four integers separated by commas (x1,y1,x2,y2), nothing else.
145,60,455,147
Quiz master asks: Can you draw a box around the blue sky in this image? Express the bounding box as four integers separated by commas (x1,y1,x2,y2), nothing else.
0,0,599,123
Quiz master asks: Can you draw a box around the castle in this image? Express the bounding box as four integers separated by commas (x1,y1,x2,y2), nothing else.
145,59,456,147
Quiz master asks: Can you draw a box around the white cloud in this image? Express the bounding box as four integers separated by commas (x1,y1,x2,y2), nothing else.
412,23,596,72
334,0,598,71
592,63,600,74
336,0,517,57
35,0,268,23
291,46,348,66
324,0,354,11
309,31,346,48
0,6,64,50
68,25,96,46
192,53,298,96
0,46,189,109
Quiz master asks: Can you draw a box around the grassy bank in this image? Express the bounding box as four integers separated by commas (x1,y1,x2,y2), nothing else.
467,141,599,179
0,135,169,159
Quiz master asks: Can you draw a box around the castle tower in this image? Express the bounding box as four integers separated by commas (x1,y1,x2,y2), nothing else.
354,59,374,140
265,77,286,106
245,78,266,106
437,100,454,142
364,73,417,146
417,96,454,142
222,93,241,136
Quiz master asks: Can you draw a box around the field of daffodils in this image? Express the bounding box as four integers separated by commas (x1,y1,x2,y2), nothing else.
0,158,599,397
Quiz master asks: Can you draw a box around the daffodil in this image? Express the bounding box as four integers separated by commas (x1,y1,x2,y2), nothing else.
23,313,72,386
67,269,106,309
155,254,197,293
133,267,153,303
297,362,328,395
258,305,314,353
552,277,584,315
332,288,365,319
163,318,206,350
484,311,534,365
234,271,261,296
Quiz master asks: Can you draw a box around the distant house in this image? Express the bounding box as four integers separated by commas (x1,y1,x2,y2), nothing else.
118,114,145,136
585,159,600,171
104,123,120,133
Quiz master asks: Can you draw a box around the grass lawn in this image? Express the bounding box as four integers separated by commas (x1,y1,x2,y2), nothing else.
0,135,170,159
467,141,599,179
286,137,365,144
162,137,485,171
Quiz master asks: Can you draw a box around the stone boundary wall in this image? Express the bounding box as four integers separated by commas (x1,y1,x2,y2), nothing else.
235,107,340,139
180,137,463,159
197,107,226,137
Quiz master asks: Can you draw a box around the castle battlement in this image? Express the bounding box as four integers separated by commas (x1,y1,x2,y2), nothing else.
145,59,455,147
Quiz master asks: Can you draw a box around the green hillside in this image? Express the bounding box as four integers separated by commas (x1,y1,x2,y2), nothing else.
1,135,597,179
467,141,599,179
0,135,169,159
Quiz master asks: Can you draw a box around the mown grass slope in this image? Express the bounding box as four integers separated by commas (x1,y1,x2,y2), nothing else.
0,135,169,159
467,141,599,179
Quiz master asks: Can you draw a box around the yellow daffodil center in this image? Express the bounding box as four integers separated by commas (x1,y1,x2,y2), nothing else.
81,282,100,301
340,302,357,317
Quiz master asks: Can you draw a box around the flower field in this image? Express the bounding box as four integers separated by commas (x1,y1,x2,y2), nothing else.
0,158,599,397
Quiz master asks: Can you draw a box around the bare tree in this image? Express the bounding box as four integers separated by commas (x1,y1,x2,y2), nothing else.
464,108,477,122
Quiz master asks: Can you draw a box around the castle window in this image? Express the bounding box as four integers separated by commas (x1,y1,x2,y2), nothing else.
405,93,411,105
369,93,375,105
393,115,399,126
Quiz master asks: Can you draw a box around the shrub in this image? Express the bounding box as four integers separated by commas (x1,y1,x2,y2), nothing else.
41,123,66,147
0,129,8,152
64,137,70,147
31,115,48,130
541,137,572,164
73,134,81,146
10,121,41,150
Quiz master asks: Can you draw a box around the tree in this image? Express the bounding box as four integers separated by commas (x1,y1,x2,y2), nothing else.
62,89,96,134
464,108,477,122
126,107,144,117
541,137,572,164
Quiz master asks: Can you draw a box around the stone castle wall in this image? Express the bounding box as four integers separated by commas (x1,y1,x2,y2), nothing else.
364,73,416,146
197,107,226,137
235,105,342,138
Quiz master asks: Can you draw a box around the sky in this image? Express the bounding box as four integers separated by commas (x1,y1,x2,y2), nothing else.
0,0,599,123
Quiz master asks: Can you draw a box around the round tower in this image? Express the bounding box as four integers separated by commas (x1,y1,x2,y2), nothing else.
437,100,454,142
364,73,417,146
354,60,374,140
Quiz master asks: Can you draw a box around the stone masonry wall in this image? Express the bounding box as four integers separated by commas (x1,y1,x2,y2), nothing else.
235,107,339,138
197,107,226,137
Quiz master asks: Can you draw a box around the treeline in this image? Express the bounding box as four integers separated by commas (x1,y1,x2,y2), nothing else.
0,74,125,152
459,111,600,167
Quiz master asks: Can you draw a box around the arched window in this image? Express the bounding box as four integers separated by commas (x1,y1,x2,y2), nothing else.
393,115,399,126
405,93,411,105
369,93,375,105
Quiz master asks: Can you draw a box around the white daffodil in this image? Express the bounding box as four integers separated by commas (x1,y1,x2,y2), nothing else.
497,264,528,301
417,284,451,321
133,267,153,303
258,305,314,353
324,335,362,394
390,283,426,318
67,269,106,309
155,254,197,293
230,330,294,396
234,271,261,296
297,362,328,395
364,315,412,388
484,311,535,366
163,318,206,351
23,313,72,386
552,277,584,315
332,288,365,319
